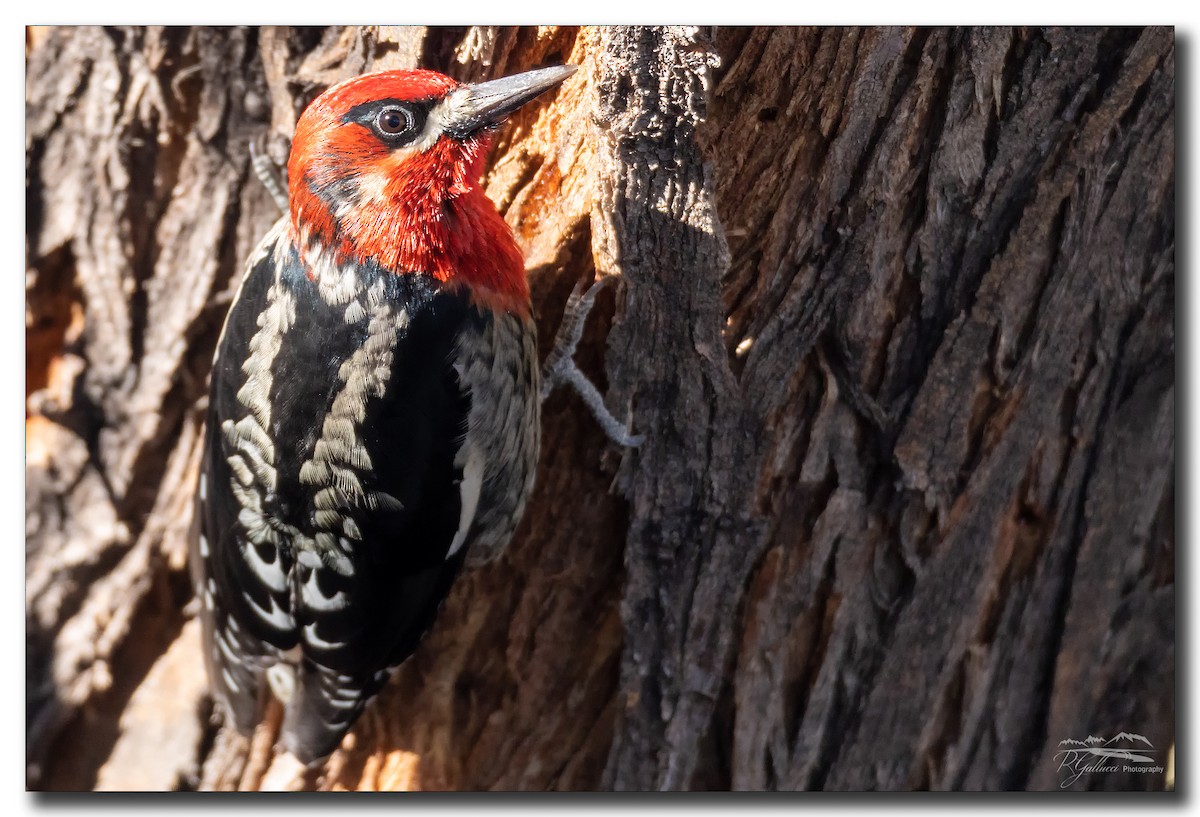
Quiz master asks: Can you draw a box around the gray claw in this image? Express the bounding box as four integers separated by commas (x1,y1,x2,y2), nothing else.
541,276,641,448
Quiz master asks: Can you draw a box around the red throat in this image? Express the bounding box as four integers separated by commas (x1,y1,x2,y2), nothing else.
286,72,530,318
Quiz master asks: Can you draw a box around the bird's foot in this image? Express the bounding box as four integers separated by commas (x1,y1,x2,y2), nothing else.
541,275,643,448
250,135,289,215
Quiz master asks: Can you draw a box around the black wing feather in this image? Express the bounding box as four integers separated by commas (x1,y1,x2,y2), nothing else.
192,226,480,761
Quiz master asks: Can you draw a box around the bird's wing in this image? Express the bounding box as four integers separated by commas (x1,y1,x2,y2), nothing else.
195,234,538,763
191,219,298,734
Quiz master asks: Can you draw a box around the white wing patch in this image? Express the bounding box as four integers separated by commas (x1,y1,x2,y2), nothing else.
241,539,287,593
448,443,484,558
246,591,293,631
300,569,351,612
303,622,343,651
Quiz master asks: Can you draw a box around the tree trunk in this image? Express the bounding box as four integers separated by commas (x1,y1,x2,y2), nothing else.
25,25,1174,792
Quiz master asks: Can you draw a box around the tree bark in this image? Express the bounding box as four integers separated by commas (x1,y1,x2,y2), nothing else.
26,25,1174,791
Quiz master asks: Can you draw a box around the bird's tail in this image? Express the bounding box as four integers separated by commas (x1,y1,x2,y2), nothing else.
278,662,373,765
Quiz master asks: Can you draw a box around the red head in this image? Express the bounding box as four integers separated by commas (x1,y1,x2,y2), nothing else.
287,66,576,315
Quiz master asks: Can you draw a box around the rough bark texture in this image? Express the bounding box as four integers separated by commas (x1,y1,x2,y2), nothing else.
26,25,1174,792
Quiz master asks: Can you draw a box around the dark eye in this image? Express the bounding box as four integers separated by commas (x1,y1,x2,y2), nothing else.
374,106,415,137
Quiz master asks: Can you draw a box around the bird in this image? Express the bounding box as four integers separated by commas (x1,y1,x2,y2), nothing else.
189,64,585,765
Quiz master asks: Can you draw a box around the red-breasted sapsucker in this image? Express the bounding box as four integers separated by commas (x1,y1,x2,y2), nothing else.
190,65,576,764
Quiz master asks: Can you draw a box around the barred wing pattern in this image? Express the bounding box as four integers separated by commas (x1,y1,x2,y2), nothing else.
190,222,539,762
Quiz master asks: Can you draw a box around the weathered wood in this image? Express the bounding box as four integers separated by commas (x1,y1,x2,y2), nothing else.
26,26,273,788
592,26,763,791
702,26,1174,791
25,25,1173,791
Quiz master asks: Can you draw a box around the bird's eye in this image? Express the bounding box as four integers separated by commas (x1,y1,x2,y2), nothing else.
375,106,415,137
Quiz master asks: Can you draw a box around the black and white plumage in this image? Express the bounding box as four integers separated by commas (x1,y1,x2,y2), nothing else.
186,63,649,768
191,220,539,763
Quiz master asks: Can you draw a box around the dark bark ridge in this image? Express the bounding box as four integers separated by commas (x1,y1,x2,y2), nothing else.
600,25,1173,791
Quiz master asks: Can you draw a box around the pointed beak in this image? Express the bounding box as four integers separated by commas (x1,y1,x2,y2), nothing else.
442,65,577,139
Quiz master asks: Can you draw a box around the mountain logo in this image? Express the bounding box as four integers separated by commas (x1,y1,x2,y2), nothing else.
1054,731,1163,787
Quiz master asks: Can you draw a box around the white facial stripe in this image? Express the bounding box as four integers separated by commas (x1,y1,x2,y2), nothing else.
352,98,452,173
407,120,443,153
413,91,466,151
333,93,475,228
359,91,464,162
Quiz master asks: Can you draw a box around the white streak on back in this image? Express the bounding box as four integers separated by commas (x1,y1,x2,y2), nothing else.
447,444,483,558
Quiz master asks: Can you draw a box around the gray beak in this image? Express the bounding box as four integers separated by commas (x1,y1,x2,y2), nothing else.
442,65,577,138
